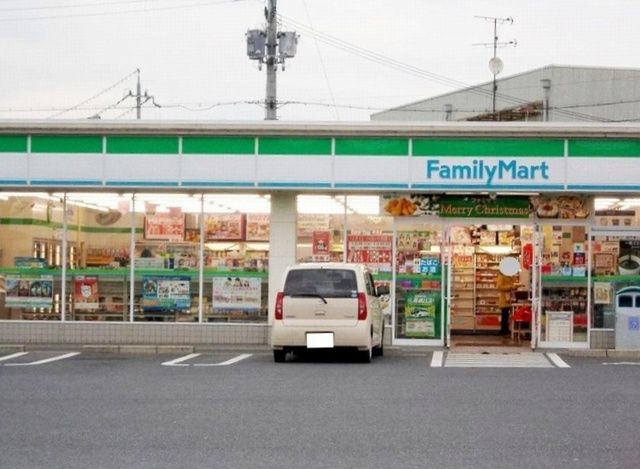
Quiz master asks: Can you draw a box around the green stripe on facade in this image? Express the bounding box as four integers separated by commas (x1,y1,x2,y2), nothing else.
258,137,331,155
0,135,27,152
0,218,141,234
183,136,254,155
335,138,408,156
31,135,102,154
412,139,564,157
569,139,640,157
107,136,179,154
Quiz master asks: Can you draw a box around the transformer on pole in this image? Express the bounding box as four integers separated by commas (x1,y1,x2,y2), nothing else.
246,0,299,120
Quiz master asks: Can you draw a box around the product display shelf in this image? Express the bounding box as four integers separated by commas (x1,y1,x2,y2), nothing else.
451,266,475,331
541,281,589,328
474,253,504,331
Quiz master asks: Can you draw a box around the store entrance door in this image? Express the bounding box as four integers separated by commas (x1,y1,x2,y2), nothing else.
446,223,535,349
392,220,445,346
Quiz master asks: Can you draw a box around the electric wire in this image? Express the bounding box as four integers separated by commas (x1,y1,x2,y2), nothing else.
279,14,605,122
49,69,138,118
0,0,253,22
0,0,172,12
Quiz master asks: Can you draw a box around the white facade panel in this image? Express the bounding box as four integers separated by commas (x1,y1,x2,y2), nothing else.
104,154,180,183
568,157,640,188
257,156,331,185
181,155,255,183
334,157,409,186
30,153,102,182
0,154,28,182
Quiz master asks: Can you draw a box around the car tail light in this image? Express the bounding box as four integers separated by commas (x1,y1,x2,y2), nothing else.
357,292,367,320
275,292,284,320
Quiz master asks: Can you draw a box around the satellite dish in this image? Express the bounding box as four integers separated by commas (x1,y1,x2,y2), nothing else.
499,256,520,276
488,57,504,75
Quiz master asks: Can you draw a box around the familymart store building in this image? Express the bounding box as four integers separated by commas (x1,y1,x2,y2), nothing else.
0,121,639,351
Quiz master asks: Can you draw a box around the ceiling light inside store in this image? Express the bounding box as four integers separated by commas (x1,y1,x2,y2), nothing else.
479,245,513,255
298,195,380,215
594,198,621,210
619,199,640,210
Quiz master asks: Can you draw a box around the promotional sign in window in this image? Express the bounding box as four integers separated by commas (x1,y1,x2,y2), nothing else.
6,275,54,308
212,277,261,310
144,213,185,242
312,231,331,255
404,291,440,339
142,276,191,312
346,234,392,271
74,276,99,310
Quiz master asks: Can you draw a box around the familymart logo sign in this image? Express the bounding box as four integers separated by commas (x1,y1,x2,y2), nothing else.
426,159,551,186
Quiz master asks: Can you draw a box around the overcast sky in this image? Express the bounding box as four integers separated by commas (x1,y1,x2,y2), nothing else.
0,0,637,122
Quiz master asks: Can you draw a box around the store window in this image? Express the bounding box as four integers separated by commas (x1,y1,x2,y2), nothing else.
591,233,640,329
296,195,347,263
0,193,64,320
0,191,271,323
539,224,589,344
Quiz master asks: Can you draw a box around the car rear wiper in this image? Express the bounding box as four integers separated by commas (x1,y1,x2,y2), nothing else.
288,293,327,304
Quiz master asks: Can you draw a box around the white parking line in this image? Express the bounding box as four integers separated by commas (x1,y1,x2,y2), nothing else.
162,353,201,367
161,353,252,367
0,352,29,362
193,354,253,367
4,352,80,366
546,353,571,368
602,362,640,366
430,351,444,367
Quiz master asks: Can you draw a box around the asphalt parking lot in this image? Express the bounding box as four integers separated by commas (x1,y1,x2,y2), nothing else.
1,348,639,469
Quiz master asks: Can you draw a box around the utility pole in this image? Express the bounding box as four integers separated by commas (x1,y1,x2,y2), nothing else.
127,68,160,119
247,1,298,120
473,16,516,118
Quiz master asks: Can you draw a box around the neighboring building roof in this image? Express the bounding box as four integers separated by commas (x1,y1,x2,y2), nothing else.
371,65,640,123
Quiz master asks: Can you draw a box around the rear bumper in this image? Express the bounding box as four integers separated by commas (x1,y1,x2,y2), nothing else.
271,321,371,350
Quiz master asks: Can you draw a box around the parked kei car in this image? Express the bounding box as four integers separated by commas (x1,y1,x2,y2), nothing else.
271,263,388,363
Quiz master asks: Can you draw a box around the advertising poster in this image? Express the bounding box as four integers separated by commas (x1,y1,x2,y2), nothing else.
144,213,185,242
297,214,330,237
142,276,191,312
212,277,261,310
594,282,612,305
74,276,99,310
246,214,270,241
346,234,392,271
546,311,574,342
6,275,54,308
404,291,440,339
312,231,331,255
205,213,245,241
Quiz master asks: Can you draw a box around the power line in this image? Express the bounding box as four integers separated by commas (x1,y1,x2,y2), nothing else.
0,0,252,22
49,69,138,118
279,14,605,122
0,0,171,12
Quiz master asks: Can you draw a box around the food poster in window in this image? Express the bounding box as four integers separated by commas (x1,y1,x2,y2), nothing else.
142,276,191,312
144,213,186,242
6,275,54,308
74,276,99,310
619,240,640,276
246,214,270,241
212,277,261,310
205,213,245,241
404,291,440,339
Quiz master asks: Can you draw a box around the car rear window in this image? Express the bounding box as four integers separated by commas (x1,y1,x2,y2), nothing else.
284,269,358,298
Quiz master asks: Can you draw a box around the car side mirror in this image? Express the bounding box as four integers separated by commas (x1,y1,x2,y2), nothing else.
376,285,390,296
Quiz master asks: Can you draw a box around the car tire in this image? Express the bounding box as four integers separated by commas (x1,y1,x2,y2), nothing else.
273,349,286,363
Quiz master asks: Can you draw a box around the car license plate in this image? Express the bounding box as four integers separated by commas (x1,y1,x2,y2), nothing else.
306,332,334,349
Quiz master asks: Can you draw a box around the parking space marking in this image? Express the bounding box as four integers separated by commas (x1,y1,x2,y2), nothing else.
162,353,252,367
4,352,80,366
546,353,571,368
602,362,640,366
193,354,253,367
0,352,29,363
430,351,444,367
162,353,201,367
436,352,566,368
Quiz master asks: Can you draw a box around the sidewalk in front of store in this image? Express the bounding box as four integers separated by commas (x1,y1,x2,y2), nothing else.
1,343,640,358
